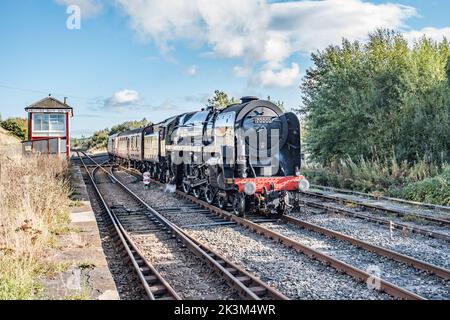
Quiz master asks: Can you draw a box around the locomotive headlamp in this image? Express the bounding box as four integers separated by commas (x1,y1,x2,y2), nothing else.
244,182,257,196
298,179,310,192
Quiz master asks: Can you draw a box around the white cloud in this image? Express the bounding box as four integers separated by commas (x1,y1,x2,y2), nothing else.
104,89,140,108
269,0,417,53
404,27,450,43
55,0,103,17
233,65,252,78
252,63,301,88
114,0,418,87
185,65,197,77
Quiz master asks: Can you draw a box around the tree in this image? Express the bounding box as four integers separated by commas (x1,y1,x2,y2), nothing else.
0,117,28,140
110,118,151,135
207,90,239,108
267,96,285,111
87,129,110,149
84,118,153,150
299,29,450,166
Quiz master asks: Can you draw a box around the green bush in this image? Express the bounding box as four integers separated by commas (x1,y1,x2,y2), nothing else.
1,118,28,140
388,169,450,205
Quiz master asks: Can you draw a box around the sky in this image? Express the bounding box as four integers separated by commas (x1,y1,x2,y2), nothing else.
0,0,449,137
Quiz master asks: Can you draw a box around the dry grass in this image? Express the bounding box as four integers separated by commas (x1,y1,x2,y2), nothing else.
0,154,70,299
0,127,21,156
0,127,20,147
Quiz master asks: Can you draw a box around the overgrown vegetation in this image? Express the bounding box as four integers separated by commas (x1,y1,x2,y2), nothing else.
0,117,28,140
0,154,71,299
299,29,450,205
389,169,450,205
303,157,450,205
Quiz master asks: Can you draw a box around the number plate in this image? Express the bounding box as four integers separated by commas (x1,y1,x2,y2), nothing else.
253,117,273,124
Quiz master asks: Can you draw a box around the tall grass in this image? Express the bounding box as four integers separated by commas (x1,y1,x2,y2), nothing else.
0,154,70,299
303,156,450,205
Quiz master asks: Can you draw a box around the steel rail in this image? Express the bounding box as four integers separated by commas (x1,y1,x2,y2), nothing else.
120,166,450,278
282,215,450,280
85,155,288,300
311,184,450,214
108,165,288,300
302,190,450,226
127,164,449,278
299,197,450,242
77,153,181,300
175,191,426,300
120,167,425,300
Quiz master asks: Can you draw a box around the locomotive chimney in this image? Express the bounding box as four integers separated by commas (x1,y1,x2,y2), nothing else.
241,96,259,104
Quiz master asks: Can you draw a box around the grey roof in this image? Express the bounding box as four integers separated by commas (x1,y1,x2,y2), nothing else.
25,97,73,116
117,127,146,137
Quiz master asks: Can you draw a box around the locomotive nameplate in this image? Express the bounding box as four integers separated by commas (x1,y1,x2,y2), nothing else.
253,116,274,124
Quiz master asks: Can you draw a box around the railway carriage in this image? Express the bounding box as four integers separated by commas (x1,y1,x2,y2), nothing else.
127,128,143,163
116,133,130,160
107,133,118,156
108,97,309,216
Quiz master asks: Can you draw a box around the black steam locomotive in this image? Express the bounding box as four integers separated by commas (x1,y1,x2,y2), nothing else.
108,97,309,216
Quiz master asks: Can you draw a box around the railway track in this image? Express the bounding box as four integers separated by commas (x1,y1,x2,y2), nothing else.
79,152,288,301
311,184,450,214
297,194,450,242
74,153,109,166
281,215,450,280
113,165,443,300
77,153,180,300
303,187,450,226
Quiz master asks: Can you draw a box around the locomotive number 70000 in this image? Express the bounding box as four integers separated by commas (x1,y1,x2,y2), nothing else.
253,117,273,124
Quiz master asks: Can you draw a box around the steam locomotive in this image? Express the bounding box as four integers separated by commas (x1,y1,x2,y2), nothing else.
108,96,309,216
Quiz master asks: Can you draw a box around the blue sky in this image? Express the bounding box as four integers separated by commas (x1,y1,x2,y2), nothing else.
0,0,449,137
